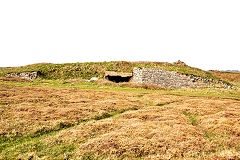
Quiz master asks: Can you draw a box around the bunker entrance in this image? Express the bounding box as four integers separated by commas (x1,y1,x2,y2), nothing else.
105,71,133,83
106,75,132,83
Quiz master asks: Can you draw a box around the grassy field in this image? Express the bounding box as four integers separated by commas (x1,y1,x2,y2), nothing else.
210,71,240,88
0,78,240,159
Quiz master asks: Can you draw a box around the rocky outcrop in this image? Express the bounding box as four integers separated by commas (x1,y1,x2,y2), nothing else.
5,71,39,80
132,67,232,89
173,60,188,66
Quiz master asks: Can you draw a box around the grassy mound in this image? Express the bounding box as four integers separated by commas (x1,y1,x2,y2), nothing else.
0,61,218,80
210,71,240,82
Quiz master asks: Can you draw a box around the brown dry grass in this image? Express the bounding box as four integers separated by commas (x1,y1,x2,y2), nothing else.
0,82,240,159
42,96,240,159
211,71,240,82
0,83,146,136
0,82,180,137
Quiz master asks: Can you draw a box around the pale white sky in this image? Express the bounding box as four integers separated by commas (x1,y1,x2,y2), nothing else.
0,0,240,70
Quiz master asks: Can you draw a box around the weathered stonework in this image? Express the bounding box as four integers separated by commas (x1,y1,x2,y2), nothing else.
132,67,231,89
5,71,39,80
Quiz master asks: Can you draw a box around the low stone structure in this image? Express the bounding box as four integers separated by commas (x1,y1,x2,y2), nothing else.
5,71,39,80
132,67,231,89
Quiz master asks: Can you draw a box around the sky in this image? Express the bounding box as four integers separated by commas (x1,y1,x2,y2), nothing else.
0,0,240,70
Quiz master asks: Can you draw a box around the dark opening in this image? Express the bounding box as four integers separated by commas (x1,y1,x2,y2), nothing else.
106,76,132,83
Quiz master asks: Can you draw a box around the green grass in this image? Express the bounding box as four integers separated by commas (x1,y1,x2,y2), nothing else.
93,110,126,120
1,79,240,99
156,101,180,106
0,133,76,160
93,107,139,121
0,61,219,80
183,112,198,126
204,131,217,140
233,82,240,88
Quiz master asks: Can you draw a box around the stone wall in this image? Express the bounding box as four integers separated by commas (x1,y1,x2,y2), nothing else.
132,67,231,89
5,71,39,80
